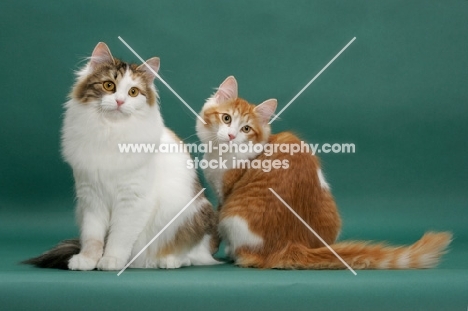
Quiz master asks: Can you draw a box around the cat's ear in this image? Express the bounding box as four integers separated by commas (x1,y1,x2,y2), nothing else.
214,76,238,103
137,57,160,81
254,99,277,125
89,42,114,68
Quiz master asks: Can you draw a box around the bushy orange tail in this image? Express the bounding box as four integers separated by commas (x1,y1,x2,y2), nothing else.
236,232,452,270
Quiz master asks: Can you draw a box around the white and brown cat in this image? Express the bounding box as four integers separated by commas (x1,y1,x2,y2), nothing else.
25,42,219,270
196,76,452,269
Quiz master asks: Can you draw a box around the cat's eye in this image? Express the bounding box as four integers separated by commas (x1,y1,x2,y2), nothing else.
222,114,231,124
241,125,251,133
102,81,115,92
128,87,140,97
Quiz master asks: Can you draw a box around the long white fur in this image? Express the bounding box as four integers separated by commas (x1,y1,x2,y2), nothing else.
63,52,217,270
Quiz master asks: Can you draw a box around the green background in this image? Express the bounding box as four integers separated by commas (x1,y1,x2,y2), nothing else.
1,0,467,310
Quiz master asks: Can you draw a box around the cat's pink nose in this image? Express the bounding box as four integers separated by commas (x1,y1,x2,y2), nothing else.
228,134,236,140
116,99,124,107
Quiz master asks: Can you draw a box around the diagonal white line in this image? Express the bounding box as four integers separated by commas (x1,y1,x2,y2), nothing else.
118,36,207,124
117,188,206,276
269,37,356,124
268,188,357,275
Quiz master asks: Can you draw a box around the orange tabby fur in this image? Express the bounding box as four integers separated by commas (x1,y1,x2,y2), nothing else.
200,76,452,270
220,131,341,250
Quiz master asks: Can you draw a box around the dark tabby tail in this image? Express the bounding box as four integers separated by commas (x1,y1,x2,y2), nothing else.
22,239,80,270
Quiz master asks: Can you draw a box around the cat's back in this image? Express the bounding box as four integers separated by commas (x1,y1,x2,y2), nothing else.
220,130,341,248
266,131,322,183
249,130,317,181
269,131,302,145
221,131,321,213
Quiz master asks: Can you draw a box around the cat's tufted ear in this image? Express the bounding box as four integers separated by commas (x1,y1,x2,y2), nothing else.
254,99,277,125
214,76,238,103
137,57,160,81
89,42,114,68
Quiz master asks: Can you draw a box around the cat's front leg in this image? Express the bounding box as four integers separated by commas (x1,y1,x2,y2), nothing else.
97,198,150,271
68,198,109,271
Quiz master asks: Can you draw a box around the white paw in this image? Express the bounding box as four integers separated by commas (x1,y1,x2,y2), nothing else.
142,259,157,269
158,256,183,269
68,254,98,271
97,256,127,271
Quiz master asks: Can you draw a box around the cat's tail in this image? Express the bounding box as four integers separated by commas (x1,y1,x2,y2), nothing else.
22,239,80,270
236,231,452,270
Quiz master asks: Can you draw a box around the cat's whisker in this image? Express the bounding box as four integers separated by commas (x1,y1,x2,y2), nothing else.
181,132,201,141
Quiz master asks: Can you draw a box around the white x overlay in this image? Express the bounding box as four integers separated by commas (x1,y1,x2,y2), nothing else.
116,36,357,276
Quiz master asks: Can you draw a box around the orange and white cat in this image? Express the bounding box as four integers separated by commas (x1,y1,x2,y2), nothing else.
196,76,452,269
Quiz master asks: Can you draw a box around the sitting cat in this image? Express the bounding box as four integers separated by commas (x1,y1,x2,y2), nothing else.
24,42,219,270
196,76,452,269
